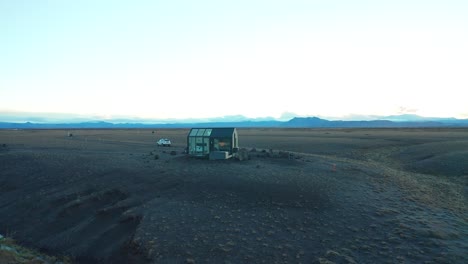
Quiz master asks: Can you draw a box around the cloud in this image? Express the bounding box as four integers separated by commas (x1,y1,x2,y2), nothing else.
279,112,300,121
397,106,418,114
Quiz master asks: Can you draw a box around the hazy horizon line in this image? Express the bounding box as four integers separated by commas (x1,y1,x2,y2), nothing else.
0,110,466,124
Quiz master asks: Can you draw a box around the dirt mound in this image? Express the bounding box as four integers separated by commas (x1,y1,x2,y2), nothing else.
408,151,468,179
38,189,142,262
0,153,148,263
393,140,468,179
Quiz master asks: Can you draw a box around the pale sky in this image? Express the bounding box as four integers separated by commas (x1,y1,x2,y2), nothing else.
1,0,467,120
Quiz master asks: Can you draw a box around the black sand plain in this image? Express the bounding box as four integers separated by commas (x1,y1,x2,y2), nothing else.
0,128,467,263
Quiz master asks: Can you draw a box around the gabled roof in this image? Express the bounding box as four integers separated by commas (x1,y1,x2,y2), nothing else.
189,127,236,137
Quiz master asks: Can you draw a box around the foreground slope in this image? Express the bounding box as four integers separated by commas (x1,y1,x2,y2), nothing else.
0,129,467,263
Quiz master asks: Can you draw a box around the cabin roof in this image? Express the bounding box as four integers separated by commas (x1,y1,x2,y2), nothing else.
210,127,236,137
188,127,236,138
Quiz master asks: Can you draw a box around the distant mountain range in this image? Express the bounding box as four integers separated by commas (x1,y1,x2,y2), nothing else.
283,117,468,128
1,114,468,129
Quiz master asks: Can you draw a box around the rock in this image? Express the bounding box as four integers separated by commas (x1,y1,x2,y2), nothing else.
0,234,3,239
236,148,250,161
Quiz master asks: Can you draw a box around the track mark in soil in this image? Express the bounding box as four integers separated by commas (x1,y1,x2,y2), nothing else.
38,188,146,263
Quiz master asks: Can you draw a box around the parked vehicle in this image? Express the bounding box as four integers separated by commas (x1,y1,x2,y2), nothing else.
157,138,171,147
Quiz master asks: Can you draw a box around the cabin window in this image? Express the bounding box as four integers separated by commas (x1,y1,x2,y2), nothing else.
204,129,212,136
214,138,231,151
188,137,196,153
196,129,206,136
189,129,198,136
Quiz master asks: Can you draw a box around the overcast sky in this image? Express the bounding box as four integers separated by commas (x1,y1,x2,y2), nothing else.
1,0,467,120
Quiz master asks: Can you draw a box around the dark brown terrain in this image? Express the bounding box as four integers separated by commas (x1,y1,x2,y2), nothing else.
0,128,467,263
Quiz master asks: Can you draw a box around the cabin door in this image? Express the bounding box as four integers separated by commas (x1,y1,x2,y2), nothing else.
195,137,210,155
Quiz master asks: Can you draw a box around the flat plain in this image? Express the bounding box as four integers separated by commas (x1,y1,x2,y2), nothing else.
0,128,467,263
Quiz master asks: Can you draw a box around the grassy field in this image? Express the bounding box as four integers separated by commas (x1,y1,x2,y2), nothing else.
0,128,467,263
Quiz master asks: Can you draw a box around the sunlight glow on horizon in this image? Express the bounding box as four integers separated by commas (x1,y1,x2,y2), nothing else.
1,0,467,120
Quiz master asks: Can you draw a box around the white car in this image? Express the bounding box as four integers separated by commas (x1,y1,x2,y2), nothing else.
157,138,171,147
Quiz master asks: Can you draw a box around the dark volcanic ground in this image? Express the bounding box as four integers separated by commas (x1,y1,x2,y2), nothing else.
0,129,467,263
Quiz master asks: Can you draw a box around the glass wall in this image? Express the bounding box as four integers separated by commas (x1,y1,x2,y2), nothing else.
188,129,213,156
